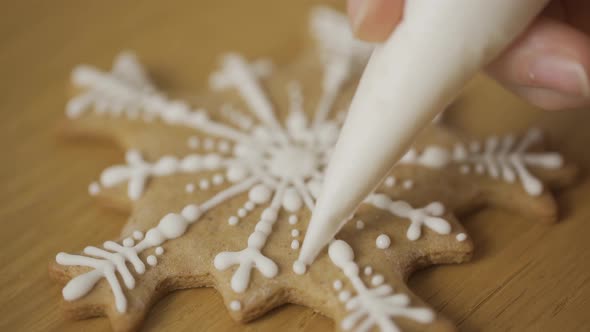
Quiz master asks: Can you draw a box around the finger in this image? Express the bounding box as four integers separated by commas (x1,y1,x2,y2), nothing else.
508,85,590,110
487,17,590,109
347,0,404,42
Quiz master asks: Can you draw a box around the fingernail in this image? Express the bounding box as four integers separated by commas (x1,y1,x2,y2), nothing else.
349,0,372,34
528,55,590,97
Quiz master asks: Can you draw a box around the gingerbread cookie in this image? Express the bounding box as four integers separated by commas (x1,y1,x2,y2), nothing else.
49,7,576,332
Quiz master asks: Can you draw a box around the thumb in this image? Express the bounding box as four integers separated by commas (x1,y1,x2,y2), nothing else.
347,0,404,42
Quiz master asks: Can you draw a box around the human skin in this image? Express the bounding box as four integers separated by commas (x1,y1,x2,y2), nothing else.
347,0,590,110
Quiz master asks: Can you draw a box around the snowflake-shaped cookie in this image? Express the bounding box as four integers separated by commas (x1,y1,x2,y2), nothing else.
49,7,576,332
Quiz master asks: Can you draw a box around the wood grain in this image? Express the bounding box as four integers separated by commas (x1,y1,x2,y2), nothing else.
1,1,589,331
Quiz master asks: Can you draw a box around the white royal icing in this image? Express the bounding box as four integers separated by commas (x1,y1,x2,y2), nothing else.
375,234,391,249
230,300,242,311
364,194,451,241
57,175,258,312
399,129,563,196
329,240,434,331
456,233,467,242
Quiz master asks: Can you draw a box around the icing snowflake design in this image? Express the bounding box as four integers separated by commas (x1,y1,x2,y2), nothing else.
52,7,573,332
329,240,434,332
399,129,563,196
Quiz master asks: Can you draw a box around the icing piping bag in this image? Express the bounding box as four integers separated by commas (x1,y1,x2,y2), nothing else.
295,0,549,273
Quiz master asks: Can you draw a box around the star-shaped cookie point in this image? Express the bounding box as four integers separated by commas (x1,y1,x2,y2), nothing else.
50,6,576,332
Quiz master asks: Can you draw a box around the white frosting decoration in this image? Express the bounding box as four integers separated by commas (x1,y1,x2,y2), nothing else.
402,180,414,190
291,229,300,237
364,266,373,276
371,274,384,286
291,240,300,250
328,240,434,331
88,182,101,196
132,231,144,240
384,176,396,188
214,183,287,293
293,260,307,275
230,300,242,311
400,147,451,168
221,103,254,130
355,220,365,230
99,149,233,200
398,129,563,196
228,216,239,226
146,255,157,266
339,291,352,302
288,215,298,225
375,234,391,249
185,183,195,193
333,280,343,290
122,238,134,247
456,233,467,242
155,246,164,255
365,194,451,241
56,176,258,312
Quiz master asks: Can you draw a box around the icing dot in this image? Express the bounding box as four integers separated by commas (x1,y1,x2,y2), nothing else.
185,183,195,193
230,300,242,311
249,184,272,204
144,229,166,246
291,229,300,237
123,237,134,247
384,176,396,187
187,136,199,149
226,165,248,182
132,231,144,240
244,201,255,211
282,187,303,212
376,234,391,249
147,255,158,266
293,260,307,275
364,266,373,276
403,180,414,189
338,290,351,302
228,216,239,225
456,233,467,242
199,179,210,190
288,215,298,225
291,239,300,250
355,220,365,230
181,204,201,222
237,208,247,218
371,274,384,286
333,280,343,290
212,174,224,185
157,213,189,239
155,247,164,255
88,182,101,196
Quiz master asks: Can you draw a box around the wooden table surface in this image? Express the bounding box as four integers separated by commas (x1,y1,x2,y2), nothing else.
1,1,590,331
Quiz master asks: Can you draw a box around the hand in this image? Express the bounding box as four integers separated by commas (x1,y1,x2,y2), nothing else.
347,0,590,110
